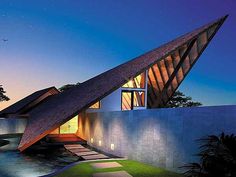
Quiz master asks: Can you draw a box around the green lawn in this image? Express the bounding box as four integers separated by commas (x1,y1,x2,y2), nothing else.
55,159,183,177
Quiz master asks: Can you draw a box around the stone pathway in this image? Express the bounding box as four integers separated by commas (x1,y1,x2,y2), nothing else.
75,151,98,156
69,148,91,153
65,144,132,176
64,144,109,160
93,171,132,177
91,162,133,177
91,162,122,169
82,154,108,160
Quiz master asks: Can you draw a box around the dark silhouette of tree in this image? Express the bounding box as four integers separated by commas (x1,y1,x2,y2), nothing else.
182,133,236,177
59,82,80,92
0,85,10,102
162,90,202,108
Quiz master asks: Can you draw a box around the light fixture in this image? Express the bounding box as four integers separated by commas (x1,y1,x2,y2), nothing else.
111,143,115,150
98,140,102,146
91,138,94,144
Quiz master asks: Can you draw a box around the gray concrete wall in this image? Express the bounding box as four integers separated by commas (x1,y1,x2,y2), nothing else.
0,117,27,150
77,105,236,172
0,118,27,135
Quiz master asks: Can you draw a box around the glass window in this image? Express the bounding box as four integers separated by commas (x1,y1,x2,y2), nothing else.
133,91,145,107
122,91,145,111
122,91,132,111
60,116,78,134
89,101,100,109
122,72,146,88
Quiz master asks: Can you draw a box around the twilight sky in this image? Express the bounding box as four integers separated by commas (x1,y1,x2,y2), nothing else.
0,0,236,110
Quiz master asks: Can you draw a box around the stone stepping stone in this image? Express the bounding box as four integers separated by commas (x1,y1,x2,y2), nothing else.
64,144,84,147
75,151,98,156
65,146,86,150
91,162,122,169
82,154,109,160
93,171,132,177
68,148,91,153
64,145,84,149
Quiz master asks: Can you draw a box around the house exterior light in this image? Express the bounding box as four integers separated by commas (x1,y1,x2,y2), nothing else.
111,143,115,150
98,140,102,146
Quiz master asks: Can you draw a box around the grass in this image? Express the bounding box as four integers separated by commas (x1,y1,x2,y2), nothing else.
55,159,183,177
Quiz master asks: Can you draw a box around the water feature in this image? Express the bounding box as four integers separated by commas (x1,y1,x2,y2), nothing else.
0,135,80,177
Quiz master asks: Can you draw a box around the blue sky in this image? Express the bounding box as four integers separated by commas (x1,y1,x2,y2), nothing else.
0,0,236,109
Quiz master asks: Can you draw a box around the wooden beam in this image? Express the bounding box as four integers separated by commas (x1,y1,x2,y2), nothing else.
161,38,197,96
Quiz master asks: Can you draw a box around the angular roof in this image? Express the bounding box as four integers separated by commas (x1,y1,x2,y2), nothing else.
18,15,228,151
0,87,59,117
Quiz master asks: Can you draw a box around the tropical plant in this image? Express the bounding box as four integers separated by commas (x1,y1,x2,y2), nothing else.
162,90,202,108
0,85,10,102
182,133,236,177
59,82,80,92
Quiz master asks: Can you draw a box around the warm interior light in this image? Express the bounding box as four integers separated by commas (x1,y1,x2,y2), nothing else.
60,116,78,134
122,72,145,88
98,140,102,146
89,101,100,109
111,143,115,150
91,138,94,144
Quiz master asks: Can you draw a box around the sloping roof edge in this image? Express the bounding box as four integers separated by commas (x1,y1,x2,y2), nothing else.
0,87,59,117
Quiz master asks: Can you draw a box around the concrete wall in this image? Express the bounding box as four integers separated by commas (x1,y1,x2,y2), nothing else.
87,89,122,113
0,118,27,135
77,105,236,172
0,117,27,150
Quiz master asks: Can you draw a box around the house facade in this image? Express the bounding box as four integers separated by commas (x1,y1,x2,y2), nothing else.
0,15,228,153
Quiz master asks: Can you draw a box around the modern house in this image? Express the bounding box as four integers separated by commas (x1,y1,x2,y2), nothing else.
0,15,228,155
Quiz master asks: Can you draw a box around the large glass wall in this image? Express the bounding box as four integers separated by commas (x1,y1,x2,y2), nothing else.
50,115,78,134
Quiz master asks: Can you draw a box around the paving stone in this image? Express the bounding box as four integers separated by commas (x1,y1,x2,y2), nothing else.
82,154,109,160
93,171,132,177
68,148,91,153
91,162,122,169
64,144,84,147
64,145,84,149
75,151,98,156
65,146,87,150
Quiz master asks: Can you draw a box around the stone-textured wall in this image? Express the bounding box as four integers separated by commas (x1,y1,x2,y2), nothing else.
0,118,27,135
77,105,236,172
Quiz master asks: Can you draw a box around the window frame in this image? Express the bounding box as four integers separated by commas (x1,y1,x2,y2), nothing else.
121,90,145,111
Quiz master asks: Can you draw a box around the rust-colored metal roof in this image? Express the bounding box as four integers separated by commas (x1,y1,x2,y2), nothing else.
18,15,227,151
0,87,59,117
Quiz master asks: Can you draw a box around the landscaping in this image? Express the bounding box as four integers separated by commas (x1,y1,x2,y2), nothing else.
54,159,183,177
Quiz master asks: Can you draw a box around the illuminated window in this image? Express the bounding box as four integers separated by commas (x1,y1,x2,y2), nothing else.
122,91,145,110
60,116,78,134
122,91,132,110
89,101,100,109
122,72,146,88
49,116,78,135
133,91,145,107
